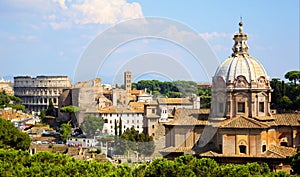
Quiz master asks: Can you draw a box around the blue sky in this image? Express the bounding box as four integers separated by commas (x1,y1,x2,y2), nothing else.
0,0,299,84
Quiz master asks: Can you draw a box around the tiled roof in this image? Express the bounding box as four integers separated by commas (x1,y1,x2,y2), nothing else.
131,89,145,95
273,114,300,126
220,116,269,129
144,113,160,118
164,108,209,126
157,98,192,105
99,106,143,114
160,146,194,153
129,102,145,112
145,100,158,105
263,145,297,158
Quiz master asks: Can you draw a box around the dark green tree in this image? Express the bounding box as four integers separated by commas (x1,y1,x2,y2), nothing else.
290,145,300,175
46,100,55,116
114,119,118,136
80,114,104,138
118,127,155,156
40,109,46,122
119,116,122,136
60,123,72,142
60,105,80,126
0,91,10,107
285,70,300,85
0,118,31,150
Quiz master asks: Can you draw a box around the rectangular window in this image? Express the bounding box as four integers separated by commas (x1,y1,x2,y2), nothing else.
152,109,155,114
238,102,245,113
218,102,224,113
259,102,264,112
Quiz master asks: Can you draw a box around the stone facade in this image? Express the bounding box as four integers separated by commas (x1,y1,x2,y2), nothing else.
0,78,14,95
58,78,112,126
14,76,71,112
143,98,194,139
161,22,300,165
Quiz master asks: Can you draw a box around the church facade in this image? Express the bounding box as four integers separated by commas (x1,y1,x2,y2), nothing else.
161,22,300,168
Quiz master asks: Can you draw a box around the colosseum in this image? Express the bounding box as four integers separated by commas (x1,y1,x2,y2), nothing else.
14,76,71,112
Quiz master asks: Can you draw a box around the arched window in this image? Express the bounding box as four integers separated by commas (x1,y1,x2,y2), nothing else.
280,142,288,147
262,145,266,152
239,145,246,154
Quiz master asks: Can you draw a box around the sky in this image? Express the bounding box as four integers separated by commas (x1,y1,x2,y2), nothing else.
0,0,299,84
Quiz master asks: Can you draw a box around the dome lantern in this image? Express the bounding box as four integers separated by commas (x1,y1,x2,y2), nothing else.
232,21,249,55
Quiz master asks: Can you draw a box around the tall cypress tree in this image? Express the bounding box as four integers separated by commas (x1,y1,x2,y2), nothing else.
114,119,118,136
119,116,122,136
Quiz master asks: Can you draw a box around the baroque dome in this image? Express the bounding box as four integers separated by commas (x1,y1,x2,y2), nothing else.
214,22,269,84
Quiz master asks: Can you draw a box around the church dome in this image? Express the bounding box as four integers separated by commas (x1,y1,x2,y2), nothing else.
214,22,268,84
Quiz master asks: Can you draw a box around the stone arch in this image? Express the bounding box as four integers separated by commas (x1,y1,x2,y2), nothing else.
234,75,249,88
238,139,248,154
257,76,267,88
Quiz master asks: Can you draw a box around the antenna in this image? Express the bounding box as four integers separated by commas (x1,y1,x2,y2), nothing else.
240,16,243,22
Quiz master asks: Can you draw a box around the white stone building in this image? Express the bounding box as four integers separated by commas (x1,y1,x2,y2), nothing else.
100,107,144,135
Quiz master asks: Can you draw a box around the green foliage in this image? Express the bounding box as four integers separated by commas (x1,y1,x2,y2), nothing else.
0,91,10,106
46,100,55,116
0,91,25,112
80,114,104,138
290,145,300,175
115,119,118,136
5,103,26,112
0,150,292,177
40,109,46,121
60,105,80,113
60,123,72,142
133,80,200,98
9,95,22,104
115,127,155,156
119,116,122,137
285,70,300,85
270,77,300,112
0,118,31,150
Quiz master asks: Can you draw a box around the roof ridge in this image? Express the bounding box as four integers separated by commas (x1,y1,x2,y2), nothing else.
241,116,269,127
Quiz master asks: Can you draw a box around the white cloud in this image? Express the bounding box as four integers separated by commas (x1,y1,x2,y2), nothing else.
71,0,143,25
50,21,71,30
201,32,232,40
52,0,67,10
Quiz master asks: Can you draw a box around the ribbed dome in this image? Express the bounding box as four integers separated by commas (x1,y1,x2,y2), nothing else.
214,22,268,84
215,55,268,83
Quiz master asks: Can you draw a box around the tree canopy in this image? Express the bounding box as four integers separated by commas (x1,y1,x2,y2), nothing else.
60,123,72,142
0,149,293,177
290,145,300,175
60,105,80,113
270,77,300,112
0,118,31,150
114,127,155,156
132,80,200,98
80,114,104,138
285,70,300,85
0,91,25,112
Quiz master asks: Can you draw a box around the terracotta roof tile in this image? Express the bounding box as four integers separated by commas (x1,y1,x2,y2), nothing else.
164,108,209,126
263,144,297,158
220,116,269,129
273,114,300,126
99,106,143,114
157,98,192,105
160,146,194,153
